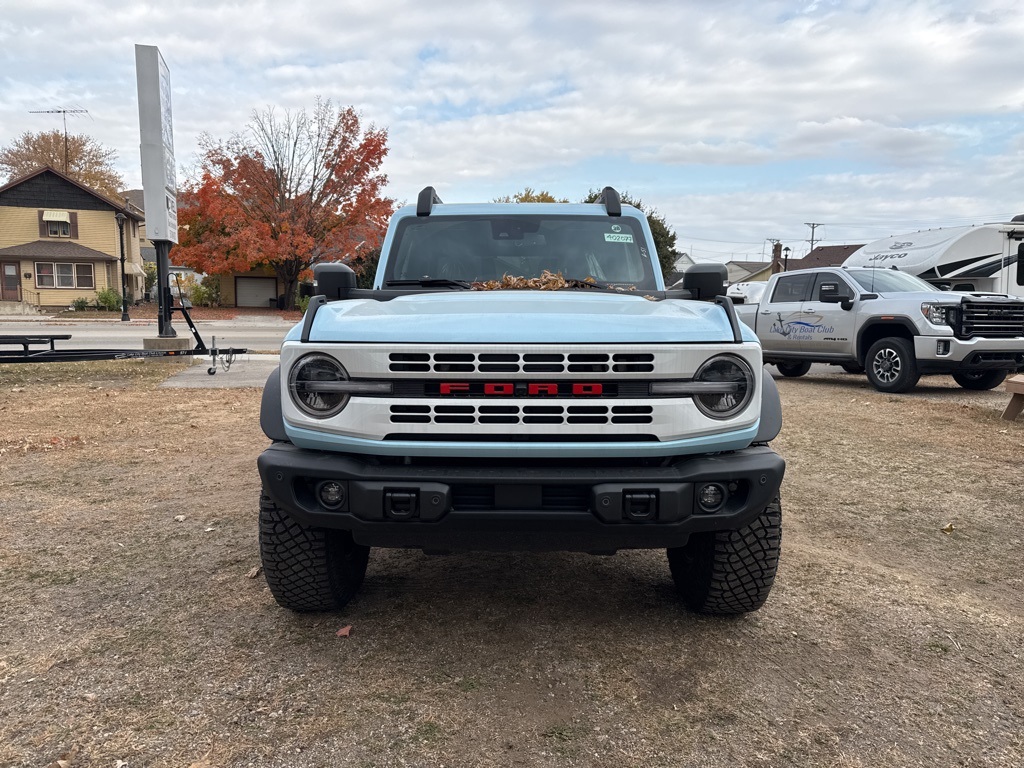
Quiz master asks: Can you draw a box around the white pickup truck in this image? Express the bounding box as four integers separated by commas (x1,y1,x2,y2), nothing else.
733,267,1024,393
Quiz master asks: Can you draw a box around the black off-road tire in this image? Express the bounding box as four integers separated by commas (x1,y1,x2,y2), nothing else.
259,492,370,612
776,361,812,378
865,337,920,393
667,499,782,615
952,369,1007,391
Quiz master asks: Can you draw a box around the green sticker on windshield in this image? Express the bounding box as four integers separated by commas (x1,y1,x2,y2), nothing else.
604,233,634,243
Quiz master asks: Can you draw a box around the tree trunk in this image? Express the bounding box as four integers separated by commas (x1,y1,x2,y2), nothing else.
275,261,301,310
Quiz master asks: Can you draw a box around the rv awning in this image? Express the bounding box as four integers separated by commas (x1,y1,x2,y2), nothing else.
42,210,71,223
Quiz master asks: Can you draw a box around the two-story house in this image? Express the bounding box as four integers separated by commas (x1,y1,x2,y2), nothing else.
0,166,144,313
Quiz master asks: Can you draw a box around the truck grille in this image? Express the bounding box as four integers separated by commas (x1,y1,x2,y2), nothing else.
390,404,654,425
389,351,655,374
958,302,1024,339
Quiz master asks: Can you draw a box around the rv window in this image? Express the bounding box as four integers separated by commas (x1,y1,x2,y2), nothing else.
1017,244,1024,286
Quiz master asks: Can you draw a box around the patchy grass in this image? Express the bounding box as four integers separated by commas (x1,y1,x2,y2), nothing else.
0,363,1022,767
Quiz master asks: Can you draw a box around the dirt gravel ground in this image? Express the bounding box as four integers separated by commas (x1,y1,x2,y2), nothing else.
0,361,1021,767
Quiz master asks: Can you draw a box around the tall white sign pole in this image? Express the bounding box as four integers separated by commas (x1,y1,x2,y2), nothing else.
135,44,178,337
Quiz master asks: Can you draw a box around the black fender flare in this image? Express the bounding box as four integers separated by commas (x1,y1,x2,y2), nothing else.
754,366,783,443
856,318,918,361
260,366,288,442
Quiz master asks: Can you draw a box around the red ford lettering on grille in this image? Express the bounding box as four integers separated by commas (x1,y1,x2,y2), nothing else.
484,383,514,395
439,382,604,396
528,383,559,395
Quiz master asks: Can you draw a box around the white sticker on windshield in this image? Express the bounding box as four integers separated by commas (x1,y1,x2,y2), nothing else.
604,233,634,243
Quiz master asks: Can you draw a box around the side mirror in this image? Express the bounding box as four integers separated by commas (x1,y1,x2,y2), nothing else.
314,262,357,300
819,282,854,309
681,263,727,300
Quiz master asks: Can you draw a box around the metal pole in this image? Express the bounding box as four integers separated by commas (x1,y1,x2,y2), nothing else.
154,239,175,337
115,212,130,321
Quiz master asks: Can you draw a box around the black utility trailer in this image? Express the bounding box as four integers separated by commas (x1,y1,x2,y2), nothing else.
0,308,246,374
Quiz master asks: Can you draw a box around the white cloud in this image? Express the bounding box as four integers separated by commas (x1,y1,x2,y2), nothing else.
2,0,1024,258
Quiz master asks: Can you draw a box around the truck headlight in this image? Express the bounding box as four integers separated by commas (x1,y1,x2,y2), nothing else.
921,303,952,326
288,353,351,418
691,355,754,419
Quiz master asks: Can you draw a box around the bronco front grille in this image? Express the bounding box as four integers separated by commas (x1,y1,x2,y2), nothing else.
389,351,655,374
957,302,1024,339
389,404,654,426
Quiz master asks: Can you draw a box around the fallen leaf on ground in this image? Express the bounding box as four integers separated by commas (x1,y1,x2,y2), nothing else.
173,515,186,522
336,625,352,637
942,523,955,534
43,744,79,768
246,566,262,579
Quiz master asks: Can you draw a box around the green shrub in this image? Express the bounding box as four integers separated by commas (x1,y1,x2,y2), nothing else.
71,297,90,311
95,288,122,312
296,295,310,313
194,275,222,307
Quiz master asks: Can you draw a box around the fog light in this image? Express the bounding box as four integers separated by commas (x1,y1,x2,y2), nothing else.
936,340,950,355
697,483,726,513
318,481,346,509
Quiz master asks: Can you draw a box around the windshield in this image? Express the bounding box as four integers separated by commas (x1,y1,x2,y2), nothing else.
384,214,658,289
847,269,939,293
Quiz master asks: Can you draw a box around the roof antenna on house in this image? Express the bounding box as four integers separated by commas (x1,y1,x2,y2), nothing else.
28,107,89,173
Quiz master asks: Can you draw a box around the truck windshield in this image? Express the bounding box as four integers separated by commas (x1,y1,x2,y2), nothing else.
384,215,659,289
847,270,939,293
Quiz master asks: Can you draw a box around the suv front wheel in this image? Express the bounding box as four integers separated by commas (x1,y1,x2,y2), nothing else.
667,499,782,615
259,492,370,612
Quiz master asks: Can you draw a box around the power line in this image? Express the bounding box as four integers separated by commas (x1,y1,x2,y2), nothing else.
28,107,88,173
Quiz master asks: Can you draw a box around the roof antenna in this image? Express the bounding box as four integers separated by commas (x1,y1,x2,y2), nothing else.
28,107,89,173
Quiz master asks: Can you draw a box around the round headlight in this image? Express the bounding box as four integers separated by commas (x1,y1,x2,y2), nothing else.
692,355,754,419
288,353,350,418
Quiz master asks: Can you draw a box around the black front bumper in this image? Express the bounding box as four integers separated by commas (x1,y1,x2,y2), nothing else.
257,443,785,553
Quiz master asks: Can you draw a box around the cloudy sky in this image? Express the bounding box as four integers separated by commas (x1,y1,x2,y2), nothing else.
2,0,1023,262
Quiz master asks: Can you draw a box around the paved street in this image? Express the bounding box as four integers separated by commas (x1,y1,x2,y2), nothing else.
0,316,293,353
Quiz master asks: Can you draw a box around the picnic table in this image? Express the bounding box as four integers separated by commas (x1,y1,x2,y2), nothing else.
0,334,73,355
1002,374,1024,421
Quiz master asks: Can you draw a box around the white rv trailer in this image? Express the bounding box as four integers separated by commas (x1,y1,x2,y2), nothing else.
844,218,1024,298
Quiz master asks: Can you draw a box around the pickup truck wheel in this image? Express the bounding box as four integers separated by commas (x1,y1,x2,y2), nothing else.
952,370,1007,391
776,361,812,377
865,337,920,393
259,492,370,612
667,499,782,615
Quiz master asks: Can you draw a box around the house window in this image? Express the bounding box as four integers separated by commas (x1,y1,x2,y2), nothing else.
42,210,72,238
34,262,94,289
47,220,70,237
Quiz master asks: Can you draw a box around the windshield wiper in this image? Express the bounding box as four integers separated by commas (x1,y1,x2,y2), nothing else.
385,278,472,289
562,277,612,290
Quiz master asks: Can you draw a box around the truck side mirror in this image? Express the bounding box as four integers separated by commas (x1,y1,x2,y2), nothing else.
681,263,727,300
314,263,357,300
819,282,854,310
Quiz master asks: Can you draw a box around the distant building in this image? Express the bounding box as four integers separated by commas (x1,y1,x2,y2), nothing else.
784,244,865,271
664,252,695,285
0,166,144,313
726,260,774,284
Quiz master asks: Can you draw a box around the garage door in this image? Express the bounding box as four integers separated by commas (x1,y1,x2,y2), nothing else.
236,277,277,307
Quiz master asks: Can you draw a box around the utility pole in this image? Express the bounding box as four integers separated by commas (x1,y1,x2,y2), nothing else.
28,107,88,173
804,222,822,253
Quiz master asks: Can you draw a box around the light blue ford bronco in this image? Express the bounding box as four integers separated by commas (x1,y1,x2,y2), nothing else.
257,187,785,615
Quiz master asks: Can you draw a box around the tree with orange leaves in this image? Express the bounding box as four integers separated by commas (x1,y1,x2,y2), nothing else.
173,99,392,308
